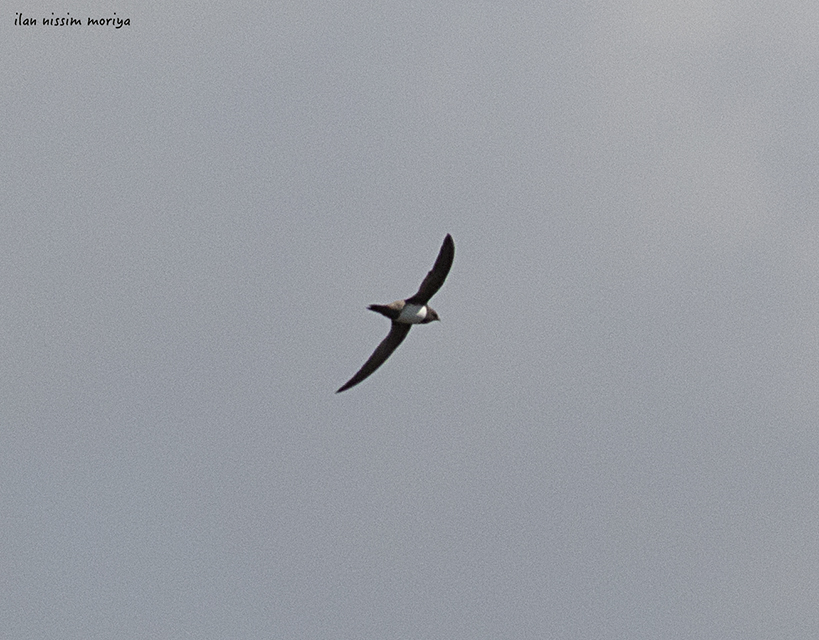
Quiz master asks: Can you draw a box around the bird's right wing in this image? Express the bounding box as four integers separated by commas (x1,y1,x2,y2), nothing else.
406,234,455,305
336,322,412,393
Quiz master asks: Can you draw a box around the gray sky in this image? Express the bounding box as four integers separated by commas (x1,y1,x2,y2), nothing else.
3,1,819,637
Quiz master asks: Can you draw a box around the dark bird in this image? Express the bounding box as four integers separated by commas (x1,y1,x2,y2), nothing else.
336,234,455,393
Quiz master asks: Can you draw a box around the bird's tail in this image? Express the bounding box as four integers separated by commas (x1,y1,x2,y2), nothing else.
368,304,398,319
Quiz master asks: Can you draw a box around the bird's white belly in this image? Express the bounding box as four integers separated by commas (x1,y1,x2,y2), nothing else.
397,304,427,324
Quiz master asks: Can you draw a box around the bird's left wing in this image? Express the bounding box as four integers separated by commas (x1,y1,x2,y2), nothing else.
336,322,412,393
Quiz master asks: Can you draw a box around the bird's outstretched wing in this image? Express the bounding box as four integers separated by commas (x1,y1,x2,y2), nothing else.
406,234,455,305
336,322,412,393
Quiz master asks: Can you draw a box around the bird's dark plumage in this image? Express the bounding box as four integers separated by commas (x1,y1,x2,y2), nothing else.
336,234,454,393
406,233,455,305
335,322,411,393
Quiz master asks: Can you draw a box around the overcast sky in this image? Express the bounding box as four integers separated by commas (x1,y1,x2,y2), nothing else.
3,1,819,638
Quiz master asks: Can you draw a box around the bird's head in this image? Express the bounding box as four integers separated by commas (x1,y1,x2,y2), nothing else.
424,307,440,323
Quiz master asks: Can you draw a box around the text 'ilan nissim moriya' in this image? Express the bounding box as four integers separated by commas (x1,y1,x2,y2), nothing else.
15,12,131,28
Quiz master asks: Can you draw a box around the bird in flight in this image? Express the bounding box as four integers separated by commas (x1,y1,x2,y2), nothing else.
336,234,455,393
